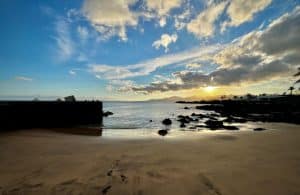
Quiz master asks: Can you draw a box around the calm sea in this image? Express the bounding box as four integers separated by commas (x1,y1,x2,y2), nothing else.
103,101,203,130
101,101,258,138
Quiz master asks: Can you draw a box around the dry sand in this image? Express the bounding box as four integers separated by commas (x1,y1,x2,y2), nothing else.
0,123,300,195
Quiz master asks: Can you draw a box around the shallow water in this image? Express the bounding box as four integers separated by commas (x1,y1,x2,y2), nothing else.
100,101,263,139
103,101,206,130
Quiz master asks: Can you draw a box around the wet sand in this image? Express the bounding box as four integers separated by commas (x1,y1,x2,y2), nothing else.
0,124,300,195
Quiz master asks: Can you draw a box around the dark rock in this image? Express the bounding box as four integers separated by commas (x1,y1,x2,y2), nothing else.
162,118,172,125
177,115,193,122
223,116,247,123
178,118,190,123
205,120,223,128
184,107,190,109
185,116,193,121
223,125,239,130
149,120,153,122
207,116,218,121
195,125,206,128
209,113,220,117
191,113,207,118
180,123,186,128
253,128,266,131
103,111,113,117
191,118,199,122
158,129,168,136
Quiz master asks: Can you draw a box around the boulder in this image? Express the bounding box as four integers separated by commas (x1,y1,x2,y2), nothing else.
223,125,239,130
158,129,168,136
103,111,114,117
205,120,223,128
178,118,190,123
162,118,172,125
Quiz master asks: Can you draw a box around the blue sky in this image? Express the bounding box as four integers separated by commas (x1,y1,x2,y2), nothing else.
0,0,299,100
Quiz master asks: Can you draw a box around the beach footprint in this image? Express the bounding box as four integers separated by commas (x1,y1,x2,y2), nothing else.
198,173,222,195
101,159,129,194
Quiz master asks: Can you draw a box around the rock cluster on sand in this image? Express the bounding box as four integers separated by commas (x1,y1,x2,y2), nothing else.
177,113,240,131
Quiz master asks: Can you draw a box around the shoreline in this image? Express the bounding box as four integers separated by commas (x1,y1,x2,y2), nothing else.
0,123,300,194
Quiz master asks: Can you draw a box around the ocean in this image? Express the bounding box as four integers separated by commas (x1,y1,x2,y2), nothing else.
101,101,259,138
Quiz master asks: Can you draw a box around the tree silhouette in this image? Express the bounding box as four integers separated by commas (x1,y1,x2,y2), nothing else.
286,67,300,95
288,86,295,95
293,67,300,93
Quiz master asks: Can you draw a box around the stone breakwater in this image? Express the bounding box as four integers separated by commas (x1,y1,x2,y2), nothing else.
0,101,103,131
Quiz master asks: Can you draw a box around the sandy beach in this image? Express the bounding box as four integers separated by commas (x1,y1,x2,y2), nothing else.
0,124,300,195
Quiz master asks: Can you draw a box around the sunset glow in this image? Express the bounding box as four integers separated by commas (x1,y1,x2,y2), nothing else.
204,86,216,93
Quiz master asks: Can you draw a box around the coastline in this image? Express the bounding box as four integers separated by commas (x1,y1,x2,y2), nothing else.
1,123,300,194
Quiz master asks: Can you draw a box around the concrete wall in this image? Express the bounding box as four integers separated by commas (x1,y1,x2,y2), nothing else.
0,101,103,130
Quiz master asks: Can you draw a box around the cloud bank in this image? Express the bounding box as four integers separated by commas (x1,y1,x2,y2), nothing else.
131,6,300,93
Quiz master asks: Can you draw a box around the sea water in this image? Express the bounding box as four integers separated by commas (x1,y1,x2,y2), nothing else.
101,101,260,138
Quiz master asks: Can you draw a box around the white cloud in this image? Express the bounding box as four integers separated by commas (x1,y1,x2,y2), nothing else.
145,0,182,16
159,17,167,27
15,76,33,81
81,0,183,40
54,19,74,60
69,70,76,76
106,85,113,92
88,44,222,79
90,64,134,80
186,63,202,69
77,25,89,41
187,1,227,38
152,33,178,52
226,0,272,27
174,8,192,30
82,0,138,41
146,0,183,26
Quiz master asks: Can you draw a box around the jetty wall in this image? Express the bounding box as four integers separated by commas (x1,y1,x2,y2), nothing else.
0,101,103,130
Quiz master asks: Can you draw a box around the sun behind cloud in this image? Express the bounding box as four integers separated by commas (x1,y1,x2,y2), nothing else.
204,86,216,93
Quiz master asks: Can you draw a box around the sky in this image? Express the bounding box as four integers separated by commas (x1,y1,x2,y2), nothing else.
0,0,299,101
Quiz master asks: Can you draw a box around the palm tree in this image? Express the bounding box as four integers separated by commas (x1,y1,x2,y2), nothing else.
294,67,300,94
288,86,295,95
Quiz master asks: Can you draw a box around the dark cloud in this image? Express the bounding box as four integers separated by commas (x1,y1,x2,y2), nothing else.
258,9,300,55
